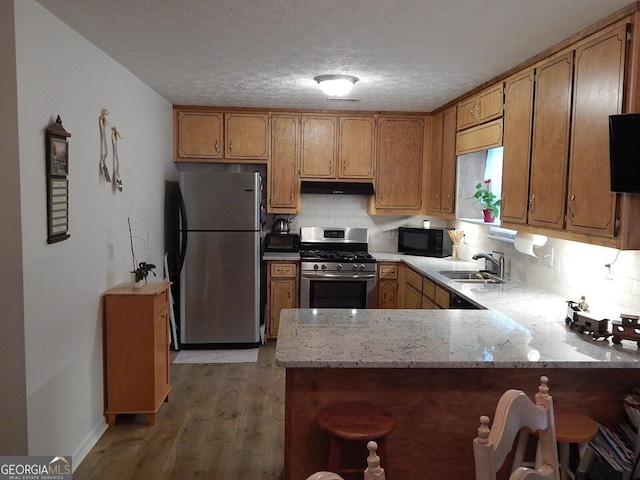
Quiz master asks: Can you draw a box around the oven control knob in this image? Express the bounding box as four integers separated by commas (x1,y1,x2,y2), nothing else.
313,264,319,270
359,264,366,271
337,263,343,271
321,264,327,270
352,264,358,271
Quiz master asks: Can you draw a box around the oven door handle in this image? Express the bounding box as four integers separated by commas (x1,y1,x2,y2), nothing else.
301,272,376,280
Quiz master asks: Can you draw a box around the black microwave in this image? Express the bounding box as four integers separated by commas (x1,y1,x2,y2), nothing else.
397,227,453,257
263,233,300,252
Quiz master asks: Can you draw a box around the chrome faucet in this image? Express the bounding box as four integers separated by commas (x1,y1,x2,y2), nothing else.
472,251,505,278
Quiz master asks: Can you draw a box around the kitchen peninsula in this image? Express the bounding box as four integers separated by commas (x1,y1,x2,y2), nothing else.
275,256,640,480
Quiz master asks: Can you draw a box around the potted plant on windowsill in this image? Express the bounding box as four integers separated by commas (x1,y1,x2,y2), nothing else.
472,179,501,223
128,217,156,288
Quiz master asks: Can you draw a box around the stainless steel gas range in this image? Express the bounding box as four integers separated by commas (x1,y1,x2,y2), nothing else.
299,227,377,309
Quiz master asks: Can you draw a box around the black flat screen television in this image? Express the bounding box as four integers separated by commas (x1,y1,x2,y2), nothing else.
609,113,640,193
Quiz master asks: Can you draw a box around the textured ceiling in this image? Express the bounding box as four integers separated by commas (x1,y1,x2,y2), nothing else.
35,0,633,112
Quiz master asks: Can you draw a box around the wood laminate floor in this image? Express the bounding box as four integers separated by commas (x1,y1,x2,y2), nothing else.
74,341,284,480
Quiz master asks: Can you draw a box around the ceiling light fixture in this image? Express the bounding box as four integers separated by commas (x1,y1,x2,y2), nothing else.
314,74,359,97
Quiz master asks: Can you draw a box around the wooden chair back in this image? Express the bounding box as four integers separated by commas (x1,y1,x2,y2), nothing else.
306,441,386,480
473,376,560,480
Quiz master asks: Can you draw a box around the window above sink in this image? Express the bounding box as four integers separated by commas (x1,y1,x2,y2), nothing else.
456,146,503,225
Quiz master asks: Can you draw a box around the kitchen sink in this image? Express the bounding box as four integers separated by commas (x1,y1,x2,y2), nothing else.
438,270,506,284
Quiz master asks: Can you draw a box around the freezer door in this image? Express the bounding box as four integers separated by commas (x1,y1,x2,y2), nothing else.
179,172,260,231
180,231,260,345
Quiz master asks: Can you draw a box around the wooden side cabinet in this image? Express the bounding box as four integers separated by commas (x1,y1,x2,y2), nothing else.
377,262,398,309
266,262,298,339
103,282,171,426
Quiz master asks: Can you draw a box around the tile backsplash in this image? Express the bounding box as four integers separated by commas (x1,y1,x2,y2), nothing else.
279,194,640,317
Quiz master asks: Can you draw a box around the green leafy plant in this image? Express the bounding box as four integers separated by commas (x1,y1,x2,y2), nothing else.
131,261,157,282
471,179,501,217
128,217,156,283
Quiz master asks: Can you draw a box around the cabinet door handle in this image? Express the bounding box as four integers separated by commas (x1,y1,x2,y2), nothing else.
470,106,476,119
477,102,481,118
228,141,232,153
287,286,291,299
215,140,219,153
568,195,575,218
529,194,536,213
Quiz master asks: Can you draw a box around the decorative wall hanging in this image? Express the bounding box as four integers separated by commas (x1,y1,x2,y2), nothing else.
46,116,71,243
99,109,110,182
111,126,122,191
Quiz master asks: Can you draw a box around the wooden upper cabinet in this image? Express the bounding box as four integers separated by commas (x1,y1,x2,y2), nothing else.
339,116,375,179
224,113,270,160
440,108,457,213
300,115,338,178
456,83,504,131
268,114,299,213
175,111,223,161
174,109,268,162
373,116,424,212
567,25,626,237
300,115,375,180
429,112,444,214
501,68,535,225
430,107,456,215
528,52,574,230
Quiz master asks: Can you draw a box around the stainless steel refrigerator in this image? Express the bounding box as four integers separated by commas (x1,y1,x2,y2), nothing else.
178,171,262,347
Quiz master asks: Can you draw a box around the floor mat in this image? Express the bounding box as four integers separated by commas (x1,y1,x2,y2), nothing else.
173,348,259,364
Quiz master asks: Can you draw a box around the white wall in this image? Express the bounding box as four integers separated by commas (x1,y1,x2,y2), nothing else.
0,0,29,455
12,0,175,462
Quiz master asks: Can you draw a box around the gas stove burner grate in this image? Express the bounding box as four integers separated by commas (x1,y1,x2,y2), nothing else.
300,249,374,262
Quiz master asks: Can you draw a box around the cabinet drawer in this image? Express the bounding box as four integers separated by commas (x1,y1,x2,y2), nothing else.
270,262,297,278
405,267,423,292
422,277,436,301
378,263,398,279
435,285,450,309
153,287,169,314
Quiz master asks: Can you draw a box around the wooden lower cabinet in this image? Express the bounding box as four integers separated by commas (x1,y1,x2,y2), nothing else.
435,285,451,309
421,277,438,309
266,262,298,339
377,262,398,309
404,282,423,309
103,282,171,426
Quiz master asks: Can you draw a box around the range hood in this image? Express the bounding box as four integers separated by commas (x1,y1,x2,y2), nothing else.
300,181,375,195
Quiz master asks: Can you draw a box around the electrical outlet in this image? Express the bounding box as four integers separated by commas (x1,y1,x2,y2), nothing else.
541,245,554,267
606,264,615,280
108,243,114,261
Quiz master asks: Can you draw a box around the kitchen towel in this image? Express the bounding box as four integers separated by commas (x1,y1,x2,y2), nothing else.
173,349,259,364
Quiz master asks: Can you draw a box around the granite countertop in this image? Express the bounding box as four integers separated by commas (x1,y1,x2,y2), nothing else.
275,252,640,369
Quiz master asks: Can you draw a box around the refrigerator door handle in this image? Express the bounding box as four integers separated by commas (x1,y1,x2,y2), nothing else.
178,186,188,274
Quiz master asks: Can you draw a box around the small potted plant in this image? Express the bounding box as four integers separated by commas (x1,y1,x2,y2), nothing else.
471,179,501,222
131,261,157,285
128,217,156,288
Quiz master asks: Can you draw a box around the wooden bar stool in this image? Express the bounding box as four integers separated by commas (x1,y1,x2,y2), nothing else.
512,406,598,480
554,407,599,480
317,402,395,478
